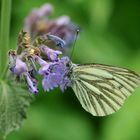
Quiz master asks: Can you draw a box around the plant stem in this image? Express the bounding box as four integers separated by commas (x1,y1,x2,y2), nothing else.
0,0,12,79
1,66,9,80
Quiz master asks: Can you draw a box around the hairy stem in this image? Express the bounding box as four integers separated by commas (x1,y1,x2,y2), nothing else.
0,0,12,79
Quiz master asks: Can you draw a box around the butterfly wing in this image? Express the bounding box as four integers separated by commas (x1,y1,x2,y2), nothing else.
70,63,140,116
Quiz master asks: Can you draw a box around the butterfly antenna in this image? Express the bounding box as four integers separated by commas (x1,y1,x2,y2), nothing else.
70,26,80,59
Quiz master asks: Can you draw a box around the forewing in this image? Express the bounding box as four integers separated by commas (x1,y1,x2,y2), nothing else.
71,64,140,116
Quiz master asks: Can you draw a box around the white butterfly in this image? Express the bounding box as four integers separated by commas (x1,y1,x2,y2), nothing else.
69,63,140,116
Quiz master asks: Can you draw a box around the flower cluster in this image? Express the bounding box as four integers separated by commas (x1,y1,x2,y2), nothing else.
35,55,71,92
24,3,77,47
8,3,79,94
9,27,74,94
9,49,39,93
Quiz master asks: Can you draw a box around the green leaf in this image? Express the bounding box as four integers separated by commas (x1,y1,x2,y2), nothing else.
0,79,34,138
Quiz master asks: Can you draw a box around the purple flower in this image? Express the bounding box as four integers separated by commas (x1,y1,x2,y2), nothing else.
33,55,52,75
24,72,38,94
37,3,53,17
10,57,28,75
38,64,51,75
42,73,60,91
33,55,48,66
41,56,71,92
60,77,71,92
40,45,62,61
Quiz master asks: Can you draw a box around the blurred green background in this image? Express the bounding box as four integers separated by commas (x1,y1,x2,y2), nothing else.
4,0,140,140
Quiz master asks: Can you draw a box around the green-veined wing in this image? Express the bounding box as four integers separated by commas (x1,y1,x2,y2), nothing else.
70,63,140,116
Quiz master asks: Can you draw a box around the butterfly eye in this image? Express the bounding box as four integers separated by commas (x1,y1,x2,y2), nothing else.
66,63,70,67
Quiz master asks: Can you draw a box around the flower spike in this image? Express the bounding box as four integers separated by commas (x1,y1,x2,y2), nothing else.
8,3,79,94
